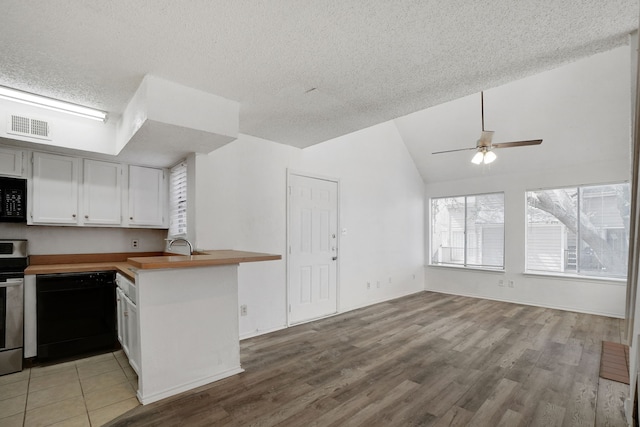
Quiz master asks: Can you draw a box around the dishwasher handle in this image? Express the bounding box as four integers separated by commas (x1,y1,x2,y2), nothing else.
0,278,24,287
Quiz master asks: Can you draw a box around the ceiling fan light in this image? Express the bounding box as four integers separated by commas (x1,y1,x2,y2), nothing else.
471,151,484,164
484,150,497,164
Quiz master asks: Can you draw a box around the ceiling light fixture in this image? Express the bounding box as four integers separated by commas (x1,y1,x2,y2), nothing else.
0,86,107,122
471,147,496,165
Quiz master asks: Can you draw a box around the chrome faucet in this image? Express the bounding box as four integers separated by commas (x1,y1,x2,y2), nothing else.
167,238,193,255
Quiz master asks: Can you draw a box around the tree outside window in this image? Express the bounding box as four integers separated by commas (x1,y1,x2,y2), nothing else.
526,183,630,278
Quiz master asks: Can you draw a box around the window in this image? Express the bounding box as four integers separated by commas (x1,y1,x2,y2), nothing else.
431,193,504,269
526,183,630,278
168,161,187,237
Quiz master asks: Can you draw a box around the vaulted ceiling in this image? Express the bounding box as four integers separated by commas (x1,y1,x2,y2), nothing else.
0,1,637,155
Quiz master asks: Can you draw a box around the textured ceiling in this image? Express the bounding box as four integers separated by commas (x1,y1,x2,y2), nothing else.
0,1,637,150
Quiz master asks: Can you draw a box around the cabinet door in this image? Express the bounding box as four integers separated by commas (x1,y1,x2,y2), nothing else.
125,296,140,375
32,152,79,224
128,165,166,227
0,147,24,177
83,159,122,225
116,287,125,346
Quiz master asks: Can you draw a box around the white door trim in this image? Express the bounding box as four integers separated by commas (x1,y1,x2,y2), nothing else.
286,169,340,327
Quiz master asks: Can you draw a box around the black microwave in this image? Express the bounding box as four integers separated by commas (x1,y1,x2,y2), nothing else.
0,177,27,222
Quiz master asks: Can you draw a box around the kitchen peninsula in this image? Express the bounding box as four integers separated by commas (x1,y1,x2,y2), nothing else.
25,250,281,404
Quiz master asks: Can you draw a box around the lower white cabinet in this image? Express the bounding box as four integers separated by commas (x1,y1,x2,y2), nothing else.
116,274,140,375
124,295,140,374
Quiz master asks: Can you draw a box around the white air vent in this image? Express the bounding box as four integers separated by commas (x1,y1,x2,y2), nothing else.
7,114,51,140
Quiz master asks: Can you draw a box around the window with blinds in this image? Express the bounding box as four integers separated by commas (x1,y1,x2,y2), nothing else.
169,161,187,237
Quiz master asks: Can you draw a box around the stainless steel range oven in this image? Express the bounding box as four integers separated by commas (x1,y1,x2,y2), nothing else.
0,239,27,376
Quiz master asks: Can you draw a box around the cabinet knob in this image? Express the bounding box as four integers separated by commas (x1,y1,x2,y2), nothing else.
72,214,76,218
84,215,89,219
130,217,133,220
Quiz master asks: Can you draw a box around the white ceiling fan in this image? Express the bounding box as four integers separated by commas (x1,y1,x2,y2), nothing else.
432,91,542,164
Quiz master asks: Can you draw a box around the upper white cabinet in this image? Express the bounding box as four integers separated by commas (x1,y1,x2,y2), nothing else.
0,147,25,177
128,165,166,227
31,152,79,224
29,150,167,229
82,159,122,225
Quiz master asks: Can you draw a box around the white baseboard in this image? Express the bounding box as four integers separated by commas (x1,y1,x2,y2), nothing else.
138,367,244,405
425,287,624,318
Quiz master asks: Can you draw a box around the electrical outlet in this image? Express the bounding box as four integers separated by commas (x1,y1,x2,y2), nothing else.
367,282,371,290
240,305,248,316
412,274,416,280
498,279,505,287
388,277,392,284
508,280,514,288
376,281,381,288
131,239,139,249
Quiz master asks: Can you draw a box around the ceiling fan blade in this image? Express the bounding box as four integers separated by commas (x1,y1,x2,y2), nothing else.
491,139,543,149
432,147,477,155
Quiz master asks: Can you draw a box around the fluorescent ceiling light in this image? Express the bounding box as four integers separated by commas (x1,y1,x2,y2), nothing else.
0,86,107,122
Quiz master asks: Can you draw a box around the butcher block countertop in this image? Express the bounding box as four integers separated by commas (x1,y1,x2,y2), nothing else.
127,250,281,270
25,250,281,280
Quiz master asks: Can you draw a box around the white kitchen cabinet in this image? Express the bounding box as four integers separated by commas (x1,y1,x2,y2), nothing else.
0,147,25,177
82,159,122,225
116,287,125,346
116,273,140,375
31,152,79,224
124,294,140,374
128,165,166,227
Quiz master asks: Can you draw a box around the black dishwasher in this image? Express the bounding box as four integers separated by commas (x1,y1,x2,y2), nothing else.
37,271,117,360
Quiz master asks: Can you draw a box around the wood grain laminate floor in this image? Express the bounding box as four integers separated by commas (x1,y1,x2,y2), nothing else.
106,291,629,427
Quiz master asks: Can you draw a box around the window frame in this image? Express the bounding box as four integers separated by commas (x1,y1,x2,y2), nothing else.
525,181,630,280
429,191,505,271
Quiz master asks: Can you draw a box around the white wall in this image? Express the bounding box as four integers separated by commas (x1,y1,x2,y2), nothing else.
425,159,628,317
195,122,425,338
0,101,116,156
0,223,166,255
397,45,632,184
422,45,632,318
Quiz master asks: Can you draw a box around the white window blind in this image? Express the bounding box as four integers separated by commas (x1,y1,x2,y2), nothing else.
169,161,187,237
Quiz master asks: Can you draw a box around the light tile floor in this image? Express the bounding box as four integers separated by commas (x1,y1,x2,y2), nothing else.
0,351,140,427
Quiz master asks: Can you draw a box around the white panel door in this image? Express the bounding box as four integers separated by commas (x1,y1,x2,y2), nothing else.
83,159,122,225
288,174,338,324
